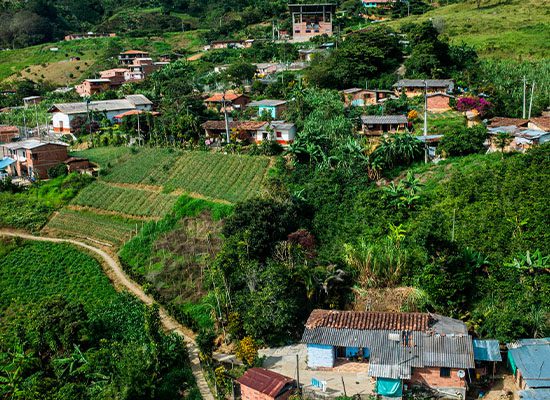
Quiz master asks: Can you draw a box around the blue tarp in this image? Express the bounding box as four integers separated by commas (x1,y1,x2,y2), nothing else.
0,157,15,170
473,339,502,362
376,378,402,397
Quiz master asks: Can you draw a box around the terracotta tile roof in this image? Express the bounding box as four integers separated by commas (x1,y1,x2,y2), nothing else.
237,368,295,397
489,117,529,128
305,309,431,331
205,93,247,102
529,117,550,131
201,120,267,131
121,50,148,55
0,125,18,133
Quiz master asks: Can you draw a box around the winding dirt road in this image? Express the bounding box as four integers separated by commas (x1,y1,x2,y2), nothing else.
0,230,214,400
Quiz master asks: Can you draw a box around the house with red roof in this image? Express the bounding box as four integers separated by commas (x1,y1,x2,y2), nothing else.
204,92,250,113
237,368,296,400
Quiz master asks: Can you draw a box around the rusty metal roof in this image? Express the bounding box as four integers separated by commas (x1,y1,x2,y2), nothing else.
305,310,430,331
236,368,295,397
201,120,267,131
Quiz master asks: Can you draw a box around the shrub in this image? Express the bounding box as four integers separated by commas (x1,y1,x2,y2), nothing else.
439,125,488,157
48,163,68,179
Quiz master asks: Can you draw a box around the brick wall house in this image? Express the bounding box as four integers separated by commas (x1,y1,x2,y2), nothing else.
426,93,454,112
302,310,476,399
237,368,296,400
0,125,19,143
393,79,454,98
75,79,112,97
1,140,69,179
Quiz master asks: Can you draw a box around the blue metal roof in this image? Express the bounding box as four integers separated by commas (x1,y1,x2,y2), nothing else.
473,339,502,362
519,389,550,400
0,157,15,170
507,338,550,388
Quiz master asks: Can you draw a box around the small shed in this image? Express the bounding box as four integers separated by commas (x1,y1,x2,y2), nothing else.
473,339,502,379
0,125,19,143
507,338,550,391
248,99,287,119
361,115,408,135
236,368,296,400
427,93,454,112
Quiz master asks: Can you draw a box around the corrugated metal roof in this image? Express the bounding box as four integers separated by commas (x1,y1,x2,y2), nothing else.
473,339,502,362
507,338,550,388
422,335,475,369
0,157,15,169
236,368,295,397
2,139,68,150
519,389,550,400
393,79,454,88
361,115,408,125
49,95,151,115
248,99,287,107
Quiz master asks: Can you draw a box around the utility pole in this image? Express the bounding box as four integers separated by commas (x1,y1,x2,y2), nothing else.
423,80,428,163
522,76,527,119
137,112,141,145
221,90,230,144
22,105,27,139
86,98,93,148
34,102,40,139
528,81,536,119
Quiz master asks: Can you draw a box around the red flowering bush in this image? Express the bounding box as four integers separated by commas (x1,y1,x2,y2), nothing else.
456,96,492,116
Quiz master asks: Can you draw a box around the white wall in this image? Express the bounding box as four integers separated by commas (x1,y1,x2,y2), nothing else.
307,344,335,369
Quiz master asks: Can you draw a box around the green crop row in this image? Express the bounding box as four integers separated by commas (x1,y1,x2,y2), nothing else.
47,208,144,246
72,181,179,218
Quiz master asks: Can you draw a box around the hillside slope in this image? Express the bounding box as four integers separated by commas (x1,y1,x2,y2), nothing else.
386,0,550,59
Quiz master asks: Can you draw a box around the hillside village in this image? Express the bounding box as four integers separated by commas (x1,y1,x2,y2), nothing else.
0,0,548,400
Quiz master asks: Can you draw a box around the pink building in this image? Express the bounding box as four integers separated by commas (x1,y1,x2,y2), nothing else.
237,368,296,400
289,3,336,42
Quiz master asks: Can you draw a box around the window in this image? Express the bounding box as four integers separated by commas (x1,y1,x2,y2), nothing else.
276,131,282,138
32,153,38,160
440,368,451,378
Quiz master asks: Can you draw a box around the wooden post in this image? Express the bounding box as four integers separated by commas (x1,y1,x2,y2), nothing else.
296,354,301,394
341,376,347,397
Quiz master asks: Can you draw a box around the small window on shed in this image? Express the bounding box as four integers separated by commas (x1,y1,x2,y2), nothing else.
276,131,282,138
440,368,451,378
32,153,38,160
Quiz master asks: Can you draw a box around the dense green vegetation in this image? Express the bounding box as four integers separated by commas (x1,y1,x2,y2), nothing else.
0,173,93,232
119,195,233,331
0,239,199,399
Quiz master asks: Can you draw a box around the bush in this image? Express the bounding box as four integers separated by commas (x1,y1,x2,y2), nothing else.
48,163,68,179
439,125,488,157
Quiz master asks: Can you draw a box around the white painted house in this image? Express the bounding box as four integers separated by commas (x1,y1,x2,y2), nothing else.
256,121,296,146
49,95,152,134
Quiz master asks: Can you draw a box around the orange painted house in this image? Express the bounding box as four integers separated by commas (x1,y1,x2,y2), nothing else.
237,368,296,400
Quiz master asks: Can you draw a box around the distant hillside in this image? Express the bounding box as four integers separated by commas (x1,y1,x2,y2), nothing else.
386,0,550,59
0,30,204,85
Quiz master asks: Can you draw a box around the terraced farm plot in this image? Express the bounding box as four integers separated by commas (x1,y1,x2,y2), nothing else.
72,181,179,218
103,148,176,185
46,208,144,246
166,152,271,203
72,147,132,169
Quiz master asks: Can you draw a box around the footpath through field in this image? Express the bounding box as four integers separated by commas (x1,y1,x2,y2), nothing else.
0,230,215,400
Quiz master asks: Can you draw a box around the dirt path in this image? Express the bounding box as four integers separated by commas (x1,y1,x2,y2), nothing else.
0,230,214,400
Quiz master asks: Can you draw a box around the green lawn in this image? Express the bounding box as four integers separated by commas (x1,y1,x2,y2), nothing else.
385,0,550,60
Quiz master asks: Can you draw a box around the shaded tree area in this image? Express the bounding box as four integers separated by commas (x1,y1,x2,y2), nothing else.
305,26,404,89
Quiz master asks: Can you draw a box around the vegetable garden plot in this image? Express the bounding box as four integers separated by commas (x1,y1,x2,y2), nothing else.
165,152,271,202
46,208,143,246
103,148,177,185
71,181,178,218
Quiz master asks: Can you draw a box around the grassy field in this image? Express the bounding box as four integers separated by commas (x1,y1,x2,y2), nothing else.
385,0,550,60
74,147,272,203
46,208,144,246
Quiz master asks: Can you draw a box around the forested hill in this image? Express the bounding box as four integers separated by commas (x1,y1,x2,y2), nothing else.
0,0,289,48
